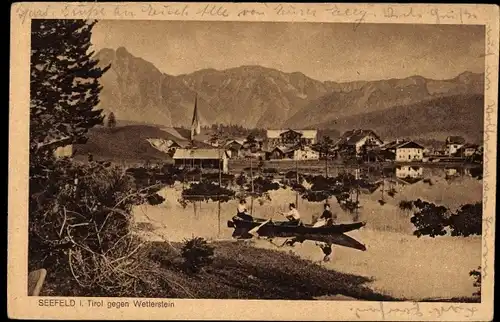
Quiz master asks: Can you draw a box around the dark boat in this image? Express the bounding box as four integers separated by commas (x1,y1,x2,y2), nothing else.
227,215,367,251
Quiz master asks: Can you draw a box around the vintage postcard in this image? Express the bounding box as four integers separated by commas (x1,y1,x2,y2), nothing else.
8,2,498,321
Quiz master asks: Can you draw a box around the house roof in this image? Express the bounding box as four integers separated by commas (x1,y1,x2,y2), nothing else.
173,148,227,159
461,143,479,149
225,140,244,147
383,140,424,150
266,129,317,139
446,136,466,144
336,129,383,146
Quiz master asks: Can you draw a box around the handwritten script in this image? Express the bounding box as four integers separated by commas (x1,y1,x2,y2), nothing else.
351,302,479,319
14,3,484,29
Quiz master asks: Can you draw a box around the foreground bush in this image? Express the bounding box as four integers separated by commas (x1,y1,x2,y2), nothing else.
401,199,482,238
181,237,215,274
29,158,164,296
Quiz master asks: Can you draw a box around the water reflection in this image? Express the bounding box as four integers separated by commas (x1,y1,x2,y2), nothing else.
395,166,424,184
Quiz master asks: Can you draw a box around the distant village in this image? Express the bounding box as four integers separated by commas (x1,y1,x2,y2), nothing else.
160,128,482,173
54,99,484,177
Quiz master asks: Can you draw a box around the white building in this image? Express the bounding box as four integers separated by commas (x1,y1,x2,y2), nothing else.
445,136,466,156
395,141,425,162
293,146,320,160
266,129,318,149
382,140,425,162
173,148,229,173
335,129,384,154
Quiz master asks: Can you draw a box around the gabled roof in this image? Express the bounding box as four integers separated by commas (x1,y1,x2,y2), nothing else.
336,129,383,146
266,129,317,139
270,145,295,154
461,143,479,149
173,148,227,159
445,136,466,144
225,139,244,147
382,140,424,150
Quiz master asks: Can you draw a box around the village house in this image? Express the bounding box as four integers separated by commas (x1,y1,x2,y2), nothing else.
265,144,320,161
266,129,317,150
382,140,425,162
224,139,245,159
454,143,480,157
445,136,466,156
293,145,320,160
266,146,295,160
335,129,384,155
173,148,229,174
147,138,182,157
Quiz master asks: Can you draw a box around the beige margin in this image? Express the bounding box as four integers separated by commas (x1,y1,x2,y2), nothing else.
8,2,499,321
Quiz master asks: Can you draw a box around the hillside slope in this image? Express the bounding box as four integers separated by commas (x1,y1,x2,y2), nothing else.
74,125,181,163
317,94,484,143
284,73,484,129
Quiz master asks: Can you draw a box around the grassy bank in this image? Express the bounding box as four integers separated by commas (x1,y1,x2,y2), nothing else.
41,240,397,301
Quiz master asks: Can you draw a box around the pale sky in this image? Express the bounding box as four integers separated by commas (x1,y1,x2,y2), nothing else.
91,20,485,82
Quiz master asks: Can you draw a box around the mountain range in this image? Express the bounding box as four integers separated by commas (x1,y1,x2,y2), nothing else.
94,47,484,142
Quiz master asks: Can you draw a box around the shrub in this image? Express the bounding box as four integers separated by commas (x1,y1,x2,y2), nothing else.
449,203,482,237
29,158,164,296
181,237,215,274
399,200,414,211
181,181,235,203
409,200,450,237
469,266,481,297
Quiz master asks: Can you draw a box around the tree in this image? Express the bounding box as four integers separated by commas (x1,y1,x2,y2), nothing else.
107,112,116,128
313,136,334,177
30,19,110,160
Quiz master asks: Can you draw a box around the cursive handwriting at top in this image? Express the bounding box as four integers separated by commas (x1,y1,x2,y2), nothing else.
142,4,189,17
325,5,371,30
61,3,106,19
273,4,316,17
237,8,265,17
384,7,422,19
16,5,52,24
196,4,229,17
430,8,478,24
113,5,135,18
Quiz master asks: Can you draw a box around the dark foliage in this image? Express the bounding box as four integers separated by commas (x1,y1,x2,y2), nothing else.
405,199,482,238
181,237,215,274
249,176,282,195
469,266,481,297
30,20,110,156
449,203,482,237
409,199,450,237
181,182,235,203
398,200,414,211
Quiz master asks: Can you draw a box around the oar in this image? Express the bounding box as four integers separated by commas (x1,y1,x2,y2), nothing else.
248,219,271,236
248,213,280,236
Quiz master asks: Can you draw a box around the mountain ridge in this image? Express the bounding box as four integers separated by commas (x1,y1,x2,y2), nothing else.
93,47,484,140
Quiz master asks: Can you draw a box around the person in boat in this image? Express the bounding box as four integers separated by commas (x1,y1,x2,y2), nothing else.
313,203,337,227
236,199,253,221
281,203,301,225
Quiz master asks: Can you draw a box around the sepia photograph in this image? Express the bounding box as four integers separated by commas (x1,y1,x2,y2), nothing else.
8,2,498,320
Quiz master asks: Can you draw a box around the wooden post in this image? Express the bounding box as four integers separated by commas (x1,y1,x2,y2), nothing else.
295,158,299,209
218,200,221,236
250,157,254,216
218,148,222,237
325,149,328,178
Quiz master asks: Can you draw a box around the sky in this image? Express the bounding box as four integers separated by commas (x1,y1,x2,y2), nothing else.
91,20,485,82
